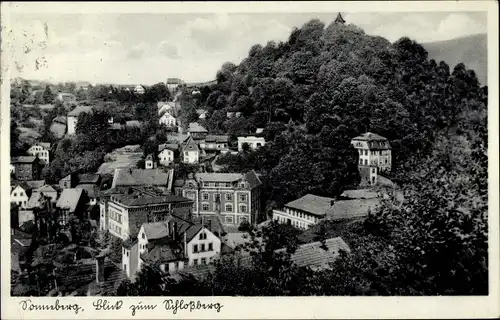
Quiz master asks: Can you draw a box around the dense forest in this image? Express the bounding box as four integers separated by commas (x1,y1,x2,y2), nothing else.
119,18,487,296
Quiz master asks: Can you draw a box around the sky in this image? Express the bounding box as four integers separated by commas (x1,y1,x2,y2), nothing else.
7,11,487,85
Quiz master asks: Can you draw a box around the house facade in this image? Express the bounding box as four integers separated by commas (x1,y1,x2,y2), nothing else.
237,136,266,151
99,186,194,241
159,111,176,127
122,217,221,279
134,85,145,95
158,147,175,166
187,122,208,140
55,188,87,225
27,142,51,164
199,135,229,153
351,132,392,172
180,171,262,225
181,136,200,164
10,184,31,209
11,156,43,181
272,194,330,230
67,106,93,135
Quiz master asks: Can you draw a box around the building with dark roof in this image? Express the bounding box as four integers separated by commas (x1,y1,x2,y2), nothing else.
99,186,194,240
111,166,174,193
56,188,88,225
199,135,229,153
180,170,263,226
187,122,208,140
11,156,43,181
122,215,222,280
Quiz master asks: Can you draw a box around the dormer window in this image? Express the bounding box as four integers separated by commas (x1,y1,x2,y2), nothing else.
240,182,246,188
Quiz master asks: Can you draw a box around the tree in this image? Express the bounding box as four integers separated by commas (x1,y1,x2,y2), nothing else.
42,86,55,104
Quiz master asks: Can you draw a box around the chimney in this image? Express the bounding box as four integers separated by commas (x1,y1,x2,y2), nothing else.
183,232,187,254
207,219,212,232
96,255,105,283
172,221,177,241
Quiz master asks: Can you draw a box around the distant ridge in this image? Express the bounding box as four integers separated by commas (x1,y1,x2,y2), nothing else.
422,33,487,86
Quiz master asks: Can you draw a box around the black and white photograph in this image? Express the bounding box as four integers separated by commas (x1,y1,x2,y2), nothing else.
1,1,498,319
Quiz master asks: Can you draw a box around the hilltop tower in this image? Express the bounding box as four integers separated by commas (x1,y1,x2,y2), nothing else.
335,12,346,24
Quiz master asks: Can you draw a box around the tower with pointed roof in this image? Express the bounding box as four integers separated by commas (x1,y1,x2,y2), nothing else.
335,12,346,24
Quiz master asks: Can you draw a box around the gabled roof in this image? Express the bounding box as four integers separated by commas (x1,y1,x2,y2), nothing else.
244,170,262,188
275,237,350,271
204,135,229,143
78,173,101,184
285,194,334,217
75,184,100,198
56,188,83,212
25,180,46,189
11,156,38,164
195,172,243,183
158,143,179,152
26,191,57,209
352,132,391,149
111,168,171,188
182,136,199,153
31,142,51,150
68,105,93,117
335,13,346,24
36,184,57,193
53,116,67,124
142,221,171,240
188,122,208,133
11,182,32,193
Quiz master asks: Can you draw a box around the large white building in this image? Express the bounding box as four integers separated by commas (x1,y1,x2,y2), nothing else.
159,111,177,127
351,132,392,172
27,142,51,164
237,136,266,151
179,171,262,226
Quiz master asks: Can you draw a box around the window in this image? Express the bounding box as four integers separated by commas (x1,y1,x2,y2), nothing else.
13,192,17,197
225,215,234,224
226,193,233,201
201,244,206,252
184,152,188,157
202,203,209,211
225,203,233,212
215,183,219,187
202,193,209,201
193,259,199,265
239,194,247,202
240,183,246,188
199,232,207,240
359,159,363,165
364,159,368,165
20,191,24,196
240,205,247,213
359,150,363,155
225,182,231,187
127,251,129,257
187,182,194,188
201,258,207,265
142,232,145,239
193,244,199,253
385,159,388,164
208,243,213,251
203,182,209,187
372,168,376,173
364,150,368,155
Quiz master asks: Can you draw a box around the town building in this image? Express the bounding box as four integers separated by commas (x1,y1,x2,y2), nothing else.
10,182,32,209
351,132,392,172
158,144,177,166
56,93,77,103
27,142,51,164
275,237,350,271
121,215,222,280
158,102,176,115
237,136,266,151
134,85,145,95
199,135,229,154
273,194,381,229
166,78,182,92
111,166,174,194
55,188,88,226
180,171,263,225
159,111,177,127
187,122,208,141
181,135,200,164
67,105,93,135
26,184,58,210
196,109,207,119
11,156,43,181
99,186,194,241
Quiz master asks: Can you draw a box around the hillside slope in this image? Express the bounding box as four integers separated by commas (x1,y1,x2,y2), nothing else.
422,34,487,85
